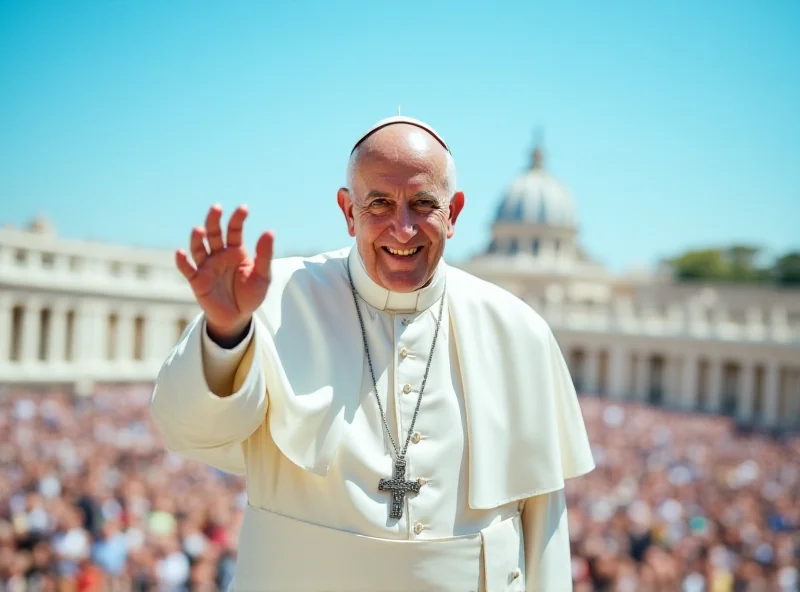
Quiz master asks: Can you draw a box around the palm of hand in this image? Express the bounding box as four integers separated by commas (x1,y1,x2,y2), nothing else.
176,204,274,337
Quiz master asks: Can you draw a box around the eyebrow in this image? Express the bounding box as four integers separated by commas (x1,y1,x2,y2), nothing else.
365,190,439,200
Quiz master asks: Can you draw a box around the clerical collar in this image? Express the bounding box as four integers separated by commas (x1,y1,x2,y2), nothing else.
347,246,447,313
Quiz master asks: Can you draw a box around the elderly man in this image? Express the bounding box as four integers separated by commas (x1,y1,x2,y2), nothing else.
150,116,595,591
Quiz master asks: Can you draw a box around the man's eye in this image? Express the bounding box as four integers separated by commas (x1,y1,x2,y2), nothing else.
370,199,388,207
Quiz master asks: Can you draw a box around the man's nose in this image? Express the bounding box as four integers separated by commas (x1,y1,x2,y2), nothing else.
391,206,416,243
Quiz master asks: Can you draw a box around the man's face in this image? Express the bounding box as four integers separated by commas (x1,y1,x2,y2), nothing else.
337,126,464,293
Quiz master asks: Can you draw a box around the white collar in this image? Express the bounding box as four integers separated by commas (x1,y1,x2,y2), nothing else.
347,246,447,312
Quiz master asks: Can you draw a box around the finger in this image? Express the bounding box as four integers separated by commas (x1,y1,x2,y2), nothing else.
226,204,248,248
175,249,197,281
252,231,274,281
205,204,224,252
190,226,208,267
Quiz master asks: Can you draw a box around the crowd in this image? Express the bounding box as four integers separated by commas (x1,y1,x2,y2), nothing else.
0,383,797,591
567,398,798,591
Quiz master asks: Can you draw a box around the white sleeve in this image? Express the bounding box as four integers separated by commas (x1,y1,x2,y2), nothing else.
201,318,254,397
149,313,268,475
521,488,573,591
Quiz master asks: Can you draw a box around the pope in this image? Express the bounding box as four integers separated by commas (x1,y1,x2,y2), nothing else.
150,116,596,591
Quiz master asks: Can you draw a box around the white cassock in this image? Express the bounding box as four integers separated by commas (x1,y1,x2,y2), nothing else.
150,246,595,591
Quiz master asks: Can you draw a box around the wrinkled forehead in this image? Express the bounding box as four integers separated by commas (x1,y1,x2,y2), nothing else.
351,161,447,204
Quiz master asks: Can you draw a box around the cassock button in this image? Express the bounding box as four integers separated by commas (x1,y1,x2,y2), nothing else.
401,318,409,326
412,432,421,444
402,384,412,394
413,523,424,535
400,347,408,358
511,568,521,580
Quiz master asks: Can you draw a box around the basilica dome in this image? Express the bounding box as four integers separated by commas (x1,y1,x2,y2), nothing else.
494,147,578,229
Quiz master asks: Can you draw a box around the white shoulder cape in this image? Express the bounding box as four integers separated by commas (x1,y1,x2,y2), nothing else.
247,247,595,510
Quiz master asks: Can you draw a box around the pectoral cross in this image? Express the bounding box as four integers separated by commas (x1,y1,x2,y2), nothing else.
378,458,420,519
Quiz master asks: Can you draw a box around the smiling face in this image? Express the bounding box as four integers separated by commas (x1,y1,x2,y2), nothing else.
337,124,465,293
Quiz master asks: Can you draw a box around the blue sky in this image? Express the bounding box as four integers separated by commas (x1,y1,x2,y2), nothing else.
1,0,798,273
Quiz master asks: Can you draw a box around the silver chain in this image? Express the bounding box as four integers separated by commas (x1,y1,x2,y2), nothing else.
346,260,446,461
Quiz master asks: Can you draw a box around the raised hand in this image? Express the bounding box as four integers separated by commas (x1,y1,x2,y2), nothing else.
175,204,274,341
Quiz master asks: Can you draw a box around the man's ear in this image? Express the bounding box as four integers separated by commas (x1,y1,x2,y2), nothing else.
446,191,465,239
337,188,356,237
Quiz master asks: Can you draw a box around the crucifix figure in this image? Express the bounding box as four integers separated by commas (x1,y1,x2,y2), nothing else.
378,458,421,519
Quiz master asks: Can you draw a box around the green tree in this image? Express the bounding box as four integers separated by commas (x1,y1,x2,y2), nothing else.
668,249,728,281
726,245,757,281
774,252,800,286
666,245,800,285
724,245,771,283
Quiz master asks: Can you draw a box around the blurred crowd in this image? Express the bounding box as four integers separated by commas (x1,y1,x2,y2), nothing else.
0,385,242,592
0,384,797,591
569,398,799,592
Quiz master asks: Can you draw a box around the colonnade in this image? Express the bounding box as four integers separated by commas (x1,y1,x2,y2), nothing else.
0,293,196,386
564,342,800,428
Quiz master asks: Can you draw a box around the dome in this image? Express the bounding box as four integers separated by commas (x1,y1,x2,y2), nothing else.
494,147,577,229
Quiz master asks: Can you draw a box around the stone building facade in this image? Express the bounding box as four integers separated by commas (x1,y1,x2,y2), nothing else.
461,146,800,431
0,216,199,395
1,144,798,428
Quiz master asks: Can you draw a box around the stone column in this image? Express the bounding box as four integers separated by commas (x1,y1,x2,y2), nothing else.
662,355,679,408
116,306,135,362
0,293,12,362
21,298,40,362
706,358,722,412
762,360,781,427
72,304,89,363
634,353,649,402
737,362,756,422
75,299,107,362
680,353,699,410
607,346,628,399
145,307,173,362
144,309,162,362
47,301,69,363
584,347,599,395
